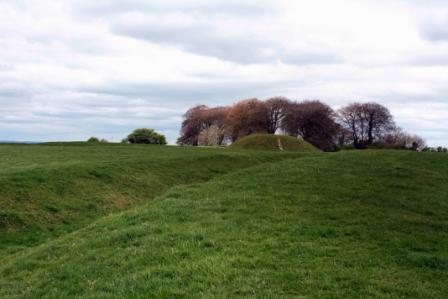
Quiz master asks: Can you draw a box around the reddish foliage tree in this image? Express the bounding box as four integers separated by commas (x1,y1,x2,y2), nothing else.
177,105,229,146
282,100,340,151
177,105,209,146
226,98,269,141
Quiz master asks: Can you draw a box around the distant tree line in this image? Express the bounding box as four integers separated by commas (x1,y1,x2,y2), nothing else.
422,146,448,153
88,128,167,145
177,97,426,151
87,136,109,143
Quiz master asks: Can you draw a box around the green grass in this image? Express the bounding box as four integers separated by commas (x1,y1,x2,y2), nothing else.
0,148,447,298
229,134,317,152
0,143,304,257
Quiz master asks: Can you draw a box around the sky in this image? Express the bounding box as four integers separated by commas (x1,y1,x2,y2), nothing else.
0,0,447,145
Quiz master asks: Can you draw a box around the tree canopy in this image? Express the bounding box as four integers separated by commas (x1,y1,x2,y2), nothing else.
177,98,425,151
127,128,167,145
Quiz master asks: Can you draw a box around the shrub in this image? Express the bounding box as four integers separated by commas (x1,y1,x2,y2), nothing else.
126,128,167,145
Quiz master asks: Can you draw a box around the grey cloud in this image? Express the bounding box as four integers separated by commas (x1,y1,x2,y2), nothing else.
113,22,271,64
0,89,31,99
0,77,299,142
0,92,184,143
408,54,448,66
25,35,110,56
74,0,276,18
75,1,341,65
0,83,34,98
113,21,342,65
420,19,448,42
0,64,14,71
79,79,299,105
281,52,342,65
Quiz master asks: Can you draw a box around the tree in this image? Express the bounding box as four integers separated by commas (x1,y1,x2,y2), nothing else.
177,105,209,146
265,97,291,134
126,128,167,145
226,98,268,141
363,103,394,145
198,125,223,146
410,135,426,151
338,102,394,148
87,137,100,143
382,127,426,150
177,105,229,146
202,106,229,145
338,103,362,148
282,100,340,151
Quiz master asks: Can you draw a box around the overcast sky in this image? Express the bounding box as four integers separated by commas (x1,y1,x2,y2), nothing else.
0,0,447,145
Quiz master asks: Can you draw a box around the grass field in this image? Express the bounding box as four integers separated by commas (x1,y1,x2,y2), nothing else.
0,144,302,258
0,144,447,298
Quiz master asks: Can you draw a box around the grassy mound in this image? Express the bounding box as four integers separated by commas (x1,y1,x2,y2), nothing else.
0,144,303,257
229,134,317,152
0,150,447,298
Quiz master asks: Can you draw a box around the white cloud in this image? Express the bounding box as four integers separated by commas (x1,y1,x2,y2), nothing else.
0,0,447,145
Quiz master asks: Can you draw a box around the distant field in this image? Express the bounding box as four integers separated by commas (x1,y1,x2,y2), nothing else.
0,145,447,298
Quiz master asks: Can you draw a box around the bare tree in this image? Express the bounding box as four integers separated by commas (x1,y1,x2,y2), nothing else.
409,134,427,151
265,97,291,134
198,125,223,146
338,102,394,148
203,106,229,145
383,127,426,150
338,103,364,148
363,103,394,145
282,100,340,151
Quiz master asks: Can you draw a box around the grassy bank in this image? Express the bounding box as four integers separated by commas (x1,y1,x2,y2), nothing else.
0,150,447,298
0,144,305,257
229,134,318,152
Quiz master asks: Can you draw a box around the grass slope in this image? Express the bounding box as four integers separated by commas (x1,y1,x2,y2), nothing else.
229,134,317,152
1,150,447,298
0,144,304,257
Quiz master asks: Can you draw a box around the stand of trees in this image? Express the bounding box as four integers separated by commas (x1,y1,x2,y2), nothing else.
177,97,426,151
